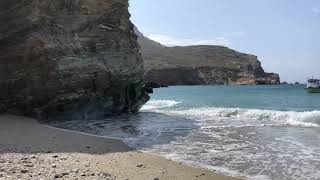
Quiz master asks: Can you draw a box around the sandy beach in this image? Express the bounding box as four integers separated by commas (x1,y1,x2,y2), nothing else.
0,115,241,180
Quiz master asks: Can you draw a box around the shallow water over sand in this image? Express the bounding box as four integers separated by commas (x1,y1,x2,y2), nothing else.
47,85,320,180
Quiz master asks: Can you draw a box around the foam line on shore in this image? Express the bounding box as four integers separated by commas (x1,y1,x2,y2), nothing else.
42,124,126,141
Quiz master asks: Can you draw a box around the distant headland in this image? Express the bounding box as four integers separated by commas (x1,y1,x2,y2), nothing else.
135,27,280,86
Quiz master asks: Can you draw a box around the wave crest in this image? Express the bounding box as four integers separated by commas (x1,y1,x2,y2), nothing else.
141,100,320,127
167,107,320,127
141,100,181,111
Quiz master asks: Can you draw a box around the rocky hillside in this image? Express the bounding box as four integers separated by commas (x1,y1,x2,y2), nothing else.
135,27,280,85
0,0,150,120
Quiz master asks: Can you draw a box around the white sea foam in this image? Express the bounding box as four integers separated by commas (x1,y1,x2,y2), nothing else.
142,100,320,128
164,152,272,180
137,100,320,179
140,100,181,111
164,107,320,127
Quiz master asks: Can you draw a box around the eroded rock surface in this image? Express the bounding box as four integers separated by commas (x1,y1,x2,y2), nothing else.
135,27,280,86
0,0,149,119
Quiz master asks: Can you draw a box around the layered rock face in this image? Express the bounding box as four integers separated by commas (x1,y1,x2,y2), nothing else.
0,0,150,119
135,28,280,86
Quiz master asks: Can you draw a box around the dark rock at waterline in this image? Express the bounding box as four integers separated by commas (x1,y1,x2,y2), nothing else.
0,0,150,120
0,103,5,113
145,82,169,89
146,82,161,89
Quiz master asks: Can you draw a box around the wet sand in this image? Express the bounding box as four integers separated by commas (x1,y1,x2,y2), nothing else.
0,115,242,180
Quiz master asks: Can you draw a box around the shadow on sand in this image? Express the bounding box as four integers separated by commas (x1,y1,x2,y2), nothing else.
0,112,198,154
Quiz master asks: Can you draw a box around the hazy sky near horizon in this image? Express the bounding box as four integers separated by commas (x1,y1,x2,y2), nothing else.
129,0,320,83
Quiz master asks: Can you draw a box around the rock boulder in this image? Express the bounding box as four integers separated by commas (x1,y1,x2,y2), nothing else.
0,0,149,119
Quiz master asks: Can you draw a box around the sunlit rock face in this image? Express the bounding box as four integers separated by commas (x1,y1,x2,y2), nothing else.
135,27,280,86
0,0,150,119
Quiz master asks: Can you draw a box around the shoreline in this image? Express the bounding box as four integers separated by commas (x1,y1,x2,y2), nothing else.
0,114,242,180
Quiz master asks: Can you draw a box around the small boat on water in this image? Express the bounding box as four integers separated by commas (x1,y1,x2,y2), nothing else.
305,79,320,93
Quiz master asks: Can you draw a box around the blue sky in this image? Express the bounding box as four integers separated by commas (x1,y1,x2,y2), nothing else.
129,0,320,83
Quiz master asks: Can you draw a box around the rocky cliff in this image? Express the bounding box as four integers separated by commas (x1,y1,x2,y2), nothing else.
135,27,280,86
0,0,150,119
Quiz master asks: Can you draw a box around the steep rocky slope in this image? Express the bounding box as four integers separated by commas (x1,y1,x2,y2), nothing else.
0,0,150,119
135,27,280,85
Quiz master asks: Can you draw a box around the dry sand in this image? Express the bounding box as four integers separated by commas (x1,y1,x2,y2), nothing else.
0,115,243,180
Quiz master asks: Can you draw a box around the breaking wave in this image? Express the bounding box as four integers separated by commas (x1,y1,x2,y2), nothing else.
167,107,320,127
141,100,320,128
140,100,181,111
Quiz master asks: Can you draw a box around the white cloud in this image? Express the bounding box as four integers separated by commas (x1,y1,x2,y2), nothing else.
147,34,230,47
312,8,320,16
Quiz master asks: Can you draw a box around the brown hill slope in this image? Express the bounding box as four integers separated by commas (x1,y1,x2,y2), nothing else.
135,27,280,85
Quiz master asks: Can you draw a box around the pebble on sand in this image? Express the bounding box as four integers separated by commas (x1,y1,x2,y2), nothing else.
54,174,63,178
136,163,144,168
20,170,28,174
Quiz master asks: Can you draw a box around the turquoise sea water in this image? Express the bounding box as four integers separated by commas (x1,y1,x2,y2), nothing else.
48,85,320,180
149,85,320,112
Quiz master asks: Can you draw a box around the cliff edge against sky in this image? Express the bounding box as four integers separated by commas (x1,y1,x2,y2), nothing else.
0,0,150,119
135,27,280,86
